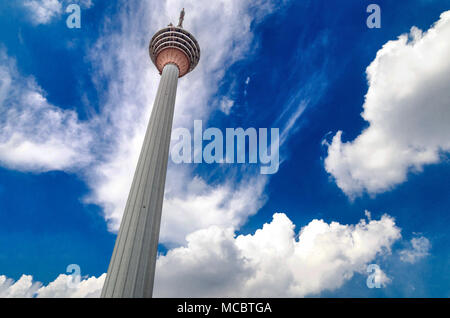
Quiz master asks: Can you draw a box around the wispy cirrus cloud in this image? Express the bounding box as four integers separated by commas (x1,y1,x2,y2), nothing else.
82,0,293,240
0,49,92,172
23,0,62,25
3,0,293,244
23,0,94,25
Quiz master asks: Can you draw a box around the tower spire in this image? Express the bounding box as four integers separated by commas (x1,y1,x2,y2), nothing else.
178,8,185,28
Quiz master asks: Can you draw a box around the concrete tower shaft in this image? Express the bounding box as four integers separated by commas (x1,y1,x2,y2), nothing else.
101,64,179,298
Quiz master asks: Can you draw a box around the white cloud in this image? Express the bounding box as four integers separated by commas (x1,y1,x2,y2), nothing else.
154,212,401,297
160,172,267,245
0,213,404,297
0,49,92,172
0,273,105,298
74,0,94,9
23,0,62,25
36,273,105,298
325,11,450,198
399,236,431,263
0,275,41,298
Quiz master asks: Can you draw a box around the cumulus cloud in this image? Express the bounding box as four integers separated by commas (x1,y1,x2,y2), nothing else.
154,212,401,297
0,273,105,298
325,11,450,198
399,236,431,263
36,273,105,298
0,212,403,297
0,49,92,172
0,275,41,298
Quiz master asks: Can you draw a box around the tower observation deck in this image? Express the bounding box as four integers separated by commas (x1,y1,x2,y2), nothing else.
149,22,200,77
101,9,200,298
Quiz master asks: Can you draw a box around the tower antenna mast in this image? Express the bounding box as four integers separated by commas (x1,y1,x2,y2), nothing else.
178,8,185,28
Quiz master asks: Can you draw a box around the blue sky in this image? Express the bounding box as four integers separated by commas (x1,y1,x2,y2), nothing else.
0,0,449,297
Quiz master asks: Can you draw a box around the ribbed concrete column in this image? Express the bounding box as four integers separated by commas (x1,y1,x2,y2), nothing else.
101,63,179,298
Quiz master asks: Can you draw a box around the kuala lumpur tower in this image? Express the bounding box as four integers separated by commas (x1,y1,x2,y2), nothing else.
101,9,200,298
